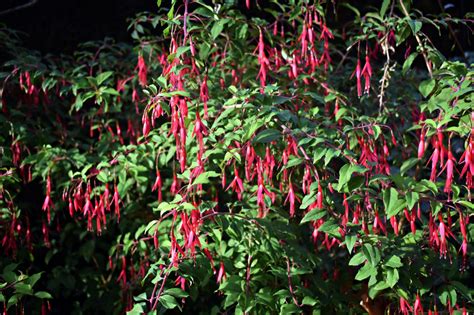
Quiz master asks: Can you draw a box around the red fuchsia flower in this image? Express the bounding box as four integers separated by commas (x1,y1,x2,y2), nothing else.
113,183,121,221
460,134,474,189
200,75,209,119
244,144,256,181
318,22,333,70
414,294,424,315
351,58,362,97
171,172,179,195
137,55,147,86
175,276,186,292
256,29,270,90
152,168,162,202
390,216,399,235
429,138,440,181
285,181,297,217
42,175,53,223
142,111,151,137
418,129,426,159
193,111,208,161
42,220,50,247
227,165,244,200
316,181,323,209
202,248,216,274
404,208,417,235
264,147,276,180
459,213,468,266
302,166,312,194
399,297,413,315
440,144,455,194
436,128,447,166
438,214,448,258
361,54,372,95
117,256,127,287
216,261,226,284
299,21,308,58
373,211,387,234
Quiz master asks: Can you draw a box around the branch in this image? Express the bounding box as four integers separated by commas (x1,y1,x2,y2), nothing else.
398,0,433,78
0,0,39,16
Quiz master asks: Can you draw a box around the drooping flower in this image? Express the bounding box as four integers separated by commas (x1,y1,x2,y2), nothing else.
137,55,147,86
351,58,362,97
361,54,372,95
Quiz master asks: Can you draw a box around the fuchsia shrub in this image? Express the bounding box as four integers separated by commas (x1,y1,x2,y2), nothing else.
0,0,473,314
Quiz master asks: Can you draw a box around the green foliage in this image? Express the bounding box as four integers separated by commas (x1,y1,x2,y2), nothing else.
0,1,473,314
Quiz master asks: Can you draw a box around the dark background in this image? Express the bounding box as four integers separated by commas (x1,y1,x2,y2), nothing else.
0,0,472,56
0,0,155,54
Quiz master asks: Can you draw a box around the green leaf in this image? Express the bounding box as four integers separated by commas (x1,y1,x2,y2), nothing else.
27,272,42,287
355,263,377,281
380,0,391,17
164,288,189,298
345,234,357,254
96,170,109,183
349,252,366,266
400,158,418,175
336,164,367,192
280,303,300,314
383,188,405,218
300,209,326,224
159,294,178,309
405,191,419,210
127,303,144,315
402,52,418,75
362,244,380,267
301,296,317,306
419,79,435,98
96,71,114,85
34,291,53,299
14,283,33,295
335,107,347,121
385,255,403,268
211,19,228,40
253,129,281,144
386,268,399,288
407,19,422,34
193,171,220,185
300,193,316,210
